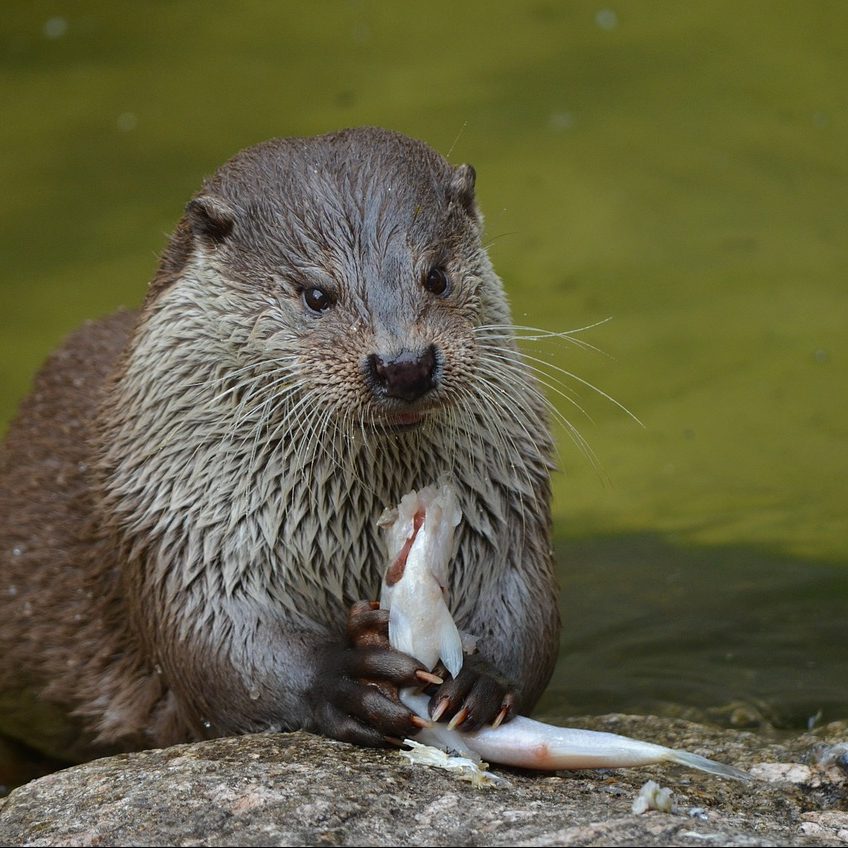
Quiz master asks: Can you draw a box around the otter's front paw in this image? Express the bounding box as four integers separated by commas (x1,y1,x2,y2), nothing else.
429,653,518,731
306,601,441,747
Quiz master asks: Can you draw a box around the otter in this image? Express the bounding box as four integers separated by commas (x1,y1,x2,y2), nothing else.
0,127,558,763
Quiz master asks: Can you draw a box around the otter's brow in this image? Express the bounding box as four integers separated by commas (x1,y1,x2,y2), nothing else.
414,245,453,273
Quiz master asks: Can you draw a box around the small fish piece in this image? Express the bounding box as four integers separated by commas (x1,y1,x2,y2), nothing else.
398,738,507,788
632,779,675,814
378,484,464,678
378,484,751,781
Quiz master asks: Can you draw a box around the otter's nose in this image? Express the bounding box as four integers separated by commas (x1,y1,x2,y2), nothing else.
367,346,437,402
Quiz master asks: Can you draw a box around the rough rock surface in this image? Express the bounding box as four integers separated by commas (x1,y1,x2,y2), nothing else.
0,714,845,847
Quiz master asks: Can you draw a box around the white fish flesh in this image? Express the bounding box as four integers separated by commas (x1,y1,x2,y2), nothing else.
378,484,463,678
378,484,750,781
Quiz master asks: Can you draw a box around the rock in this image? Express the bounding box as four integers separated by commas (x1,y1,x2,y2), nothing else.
0,715,846,847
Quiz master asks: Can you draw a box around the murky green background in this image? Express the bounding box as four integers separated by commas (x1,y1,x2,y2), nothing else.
2,1,846,733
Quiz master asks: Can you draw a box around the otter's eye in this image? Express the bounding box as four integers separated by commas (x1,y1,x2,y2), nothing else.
423,267,451,297
303,287,334,314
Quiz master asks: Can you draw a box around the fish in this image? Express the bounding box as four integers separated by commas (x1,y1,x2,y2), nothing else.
378,483,751,781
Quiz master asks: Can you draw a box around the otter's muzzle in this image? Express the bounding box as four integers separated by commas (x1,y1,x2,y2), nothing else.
367,346,437,403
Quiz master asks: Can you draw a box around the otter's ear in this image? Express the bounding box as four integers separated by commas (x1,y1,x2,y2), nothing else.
186,194,236,243
449,163,478,218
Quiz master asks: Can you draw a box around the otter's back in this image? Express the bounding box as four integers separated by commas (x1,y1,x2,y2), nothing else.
0,309,137,758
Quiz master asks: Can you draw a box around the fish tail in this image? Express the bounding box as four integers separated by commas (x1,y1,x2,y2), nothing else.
665,749,752,781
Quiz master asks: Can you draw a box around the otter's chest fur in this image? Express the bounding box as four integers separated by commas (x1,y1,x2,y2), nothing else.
108,406,512,636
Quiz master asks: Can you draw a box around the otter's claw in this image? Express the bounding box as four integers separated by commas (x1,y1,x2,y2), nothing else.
427,653,518,732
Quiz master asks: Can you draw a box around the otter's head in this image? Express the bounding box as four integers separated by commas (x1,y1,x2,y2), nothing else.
147,127,512,435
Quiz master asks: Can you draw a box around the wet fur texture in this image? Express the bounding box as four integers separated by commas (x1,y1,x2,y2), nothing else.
0,128,558,761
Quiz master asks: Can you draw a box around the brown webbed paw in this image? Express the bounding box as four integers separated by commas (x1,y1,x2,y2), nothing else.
305,601,439,747
428,653,518,731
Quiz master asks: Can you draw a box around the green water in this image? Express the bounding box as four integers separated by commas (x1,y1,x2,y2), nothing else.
1,2,846,731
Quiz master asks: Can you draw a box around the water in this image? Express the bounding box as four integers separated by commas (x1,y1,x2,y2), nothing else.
1,0,846,773
540,535,848,730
